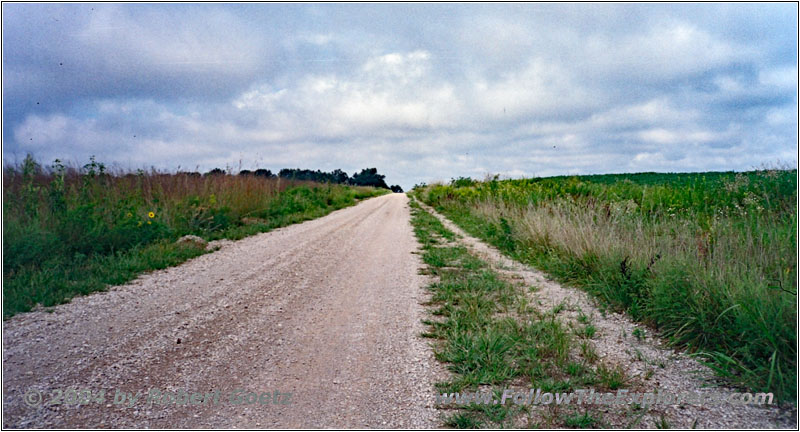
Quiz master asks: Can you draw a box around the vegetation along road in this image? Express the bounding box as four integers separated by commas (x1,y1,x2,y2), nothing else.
3,172,796,428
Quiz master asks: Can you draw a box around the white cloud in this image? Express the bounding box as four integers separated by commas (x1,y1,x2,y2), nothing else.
76,6,264,76
593,22,748,79
638,128,718,145
231,50,464,136
588,98,698,129
758,66,798,90
300,33,334,46
765,105,799,127
469,58,598,122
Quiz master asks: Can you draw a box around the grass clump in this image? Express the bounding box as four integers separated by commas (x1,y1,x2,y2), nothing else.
563,412,600,429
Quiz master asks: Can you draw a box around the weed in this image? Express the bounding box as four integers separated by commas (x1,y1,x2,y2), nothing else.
446,413,482,428
563,412,599,428
596,363,627,390
580,341,599,363
655,415,671,429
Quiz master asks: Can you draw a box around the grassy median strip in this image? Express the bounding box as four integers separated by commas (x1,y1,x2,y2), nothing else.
410,198,637,428
415,171,796,402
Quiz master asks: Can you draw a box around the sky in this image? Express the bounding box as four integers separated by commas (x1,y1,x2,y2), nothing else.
2,3,797,189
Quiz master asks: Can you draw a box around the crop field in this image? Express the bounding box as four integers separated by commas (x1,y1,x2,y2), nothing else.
414,169,797,401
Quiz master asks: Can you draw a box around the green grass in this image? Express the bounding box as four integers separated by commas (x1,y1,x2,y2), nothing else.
414,168,797,401
3,241,208,315
409,198,614,427
3,155,388,317
563,412,600,428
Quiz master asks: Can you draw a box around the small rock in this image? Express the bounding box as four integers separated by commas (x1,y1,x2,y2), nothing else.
176,235,207,249
206,239,233,251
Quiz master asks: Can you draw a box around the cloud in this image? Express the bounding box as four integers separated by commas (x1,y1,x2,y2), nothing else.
2,4,269,110
232,50,464,137
584,22,749,81
2,3,797,189
758,66,798,90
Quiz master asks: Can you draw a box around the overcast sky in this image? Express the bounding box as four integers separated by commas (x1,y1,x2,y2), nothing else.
3,3,797,189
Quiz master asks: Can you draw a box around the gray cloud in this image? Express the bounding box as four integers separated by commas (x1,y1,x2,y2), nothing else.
3,3,797,189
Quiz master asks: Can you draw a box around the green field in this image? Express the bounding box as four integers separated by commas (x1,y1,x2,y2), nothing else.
414,169,797,401
3,156,387,318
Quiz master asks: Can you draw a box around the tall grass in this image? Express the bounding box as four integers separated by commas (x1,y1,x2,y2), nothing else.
417,169,797,401
3,155,386,317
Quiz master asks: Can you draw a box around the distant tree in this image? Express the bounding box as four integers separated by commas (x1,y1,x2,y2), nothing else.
350,168,389,189
239,169,253,176
279,168,350,184
204,168,225,176
330,169,350,184
178,171,202,177
390,185,404,193
253,169,275,178
280,168,306,180
273,167,393,187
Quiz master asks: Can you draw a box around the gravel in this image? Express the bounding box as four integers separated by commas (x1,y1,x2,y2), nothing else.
3,194,447,428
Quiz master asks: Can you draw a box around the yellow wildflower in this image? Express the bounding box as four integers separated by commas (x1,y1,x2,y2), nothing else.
148,211,155,218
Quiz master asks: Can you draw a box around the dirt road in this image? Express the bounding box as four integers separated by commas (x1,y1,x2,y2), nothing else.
3,193,445,428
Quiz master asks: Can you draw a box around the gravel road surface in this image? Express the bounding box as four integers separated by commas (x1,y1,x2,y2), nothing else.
3,193,445,428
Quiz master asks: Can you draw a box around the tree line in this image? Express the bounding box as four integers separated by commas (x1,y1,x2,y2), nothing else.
205,167,402,192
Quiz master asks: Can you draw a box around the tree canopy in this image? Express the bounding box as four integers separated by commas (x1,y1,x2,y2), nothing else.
233,166,395,190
